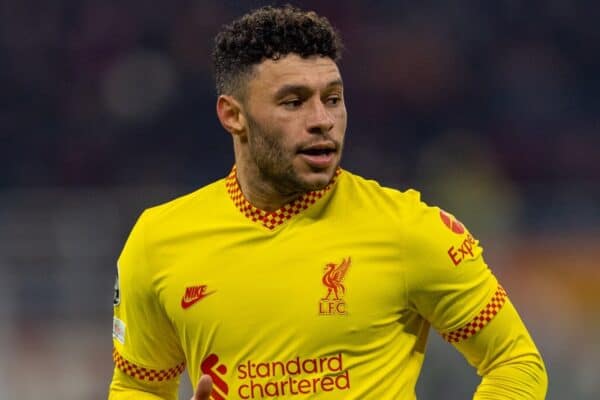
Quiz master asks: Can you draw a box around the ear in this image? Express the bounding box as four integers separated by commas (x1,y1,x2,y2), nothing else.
216,95,247,138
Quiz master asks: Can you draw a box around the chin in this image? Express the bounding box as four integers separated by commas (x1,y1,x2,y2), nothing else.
298,168,336,191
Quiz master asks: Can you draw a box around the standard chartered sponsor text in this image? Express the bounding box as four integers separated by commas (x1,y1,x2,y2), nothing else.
236,353,350,398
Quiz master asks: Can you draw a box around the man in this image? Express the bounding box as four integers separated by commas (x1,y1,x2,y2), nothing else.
108,6,547,400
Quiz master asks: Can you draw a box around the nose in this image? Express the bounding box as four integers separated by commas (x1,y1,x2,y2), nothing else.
306,99,334,134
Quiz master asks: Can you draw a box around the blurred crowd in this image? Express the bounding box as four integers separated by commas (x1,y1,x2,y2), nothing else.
1,0,598,232
1,1,599,399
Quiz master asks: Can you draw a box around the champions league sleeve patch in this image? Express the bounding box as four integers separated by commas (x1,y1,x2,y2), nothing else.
113,272,120,306
113,316,126,344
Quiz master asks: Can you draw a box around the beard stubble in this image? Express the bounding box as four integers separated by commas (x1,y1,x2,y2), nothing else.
246,112,336,195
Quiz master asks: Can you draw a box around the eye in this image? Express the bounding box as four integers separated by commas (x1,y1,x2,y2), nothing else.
326,96,341,106
282,98,303,109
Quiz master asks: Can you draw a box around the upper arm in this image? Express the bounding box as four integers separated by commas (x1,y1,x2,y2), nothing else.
402,199,546,397
403,202,501,336
109,211,185,397
109,366,180,400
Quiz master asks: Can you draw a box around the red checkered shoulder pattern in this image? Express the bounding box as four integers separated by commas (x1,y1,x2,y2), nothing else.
113,348,185,382
225,166,341,230
441,285,508,343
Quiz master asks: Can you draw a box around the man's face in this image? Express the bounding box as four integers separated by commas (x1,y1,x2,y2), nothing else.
240,54,347,194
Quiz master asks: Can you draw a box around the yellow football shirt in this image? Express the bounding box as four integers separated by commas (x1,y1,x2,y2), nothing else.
110,167,513,399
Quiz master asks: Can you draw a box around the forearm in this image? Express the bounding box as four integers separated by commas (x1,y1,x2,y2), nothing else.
474,357,547,399
453,300,548,399
108,367,180,400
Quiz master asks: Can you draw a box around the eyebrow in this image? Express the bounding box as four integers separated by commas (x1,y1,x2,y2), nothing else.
273,78,344,99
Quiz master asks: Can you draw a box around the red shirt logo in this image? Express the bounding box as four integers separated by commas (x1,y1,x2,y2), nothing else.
439,210,465,234
319,258,351,315
181,285,215,309
201,354,229,399
439,210,480,266
200,353,351,398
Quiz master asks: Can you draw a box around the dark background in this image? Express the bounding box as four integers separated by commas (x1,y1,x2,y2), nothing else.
0,1,598,398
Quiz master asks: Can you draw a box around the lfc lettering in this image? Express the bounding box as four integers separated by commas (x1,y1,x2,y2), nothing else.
319,300,346,315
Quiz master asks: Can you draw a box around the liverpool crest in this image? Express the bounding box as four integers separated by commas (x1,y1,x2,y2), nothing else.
319,257,351,315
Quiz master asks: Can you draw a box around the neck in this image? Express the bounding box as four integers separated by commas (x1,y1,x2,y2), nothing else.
234,163,303,212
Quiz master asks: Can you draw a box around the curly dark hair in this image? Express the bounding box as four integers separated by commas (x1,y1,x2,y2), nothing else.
213,5,343,97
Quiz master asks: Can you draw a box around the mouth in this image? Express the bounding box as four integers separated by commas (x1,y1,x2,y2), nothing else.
297,143,337,157
297,143,337,168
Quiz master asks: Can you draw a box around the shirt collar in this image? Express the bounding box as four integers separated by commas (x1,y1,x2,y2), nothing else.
225,166,341,230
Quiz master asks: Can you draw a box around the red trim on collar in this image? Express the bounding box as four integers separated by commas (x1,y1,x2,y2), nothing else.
225,166,341,230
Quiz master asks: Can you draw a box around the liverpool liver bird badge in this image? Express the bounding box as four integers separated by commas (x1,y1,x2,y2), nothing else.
321,257,351,301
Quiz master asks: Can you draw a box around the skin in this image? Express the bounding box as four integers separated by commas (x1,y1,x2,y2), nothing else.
216,54,348,211
190,375,212,400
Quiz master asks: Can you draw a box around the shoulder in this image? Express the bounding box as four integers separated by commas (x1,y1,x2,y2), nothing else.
399,193,484,272
117,177,228,277
338,169,480,265
337,169,422,216
140,177,227,231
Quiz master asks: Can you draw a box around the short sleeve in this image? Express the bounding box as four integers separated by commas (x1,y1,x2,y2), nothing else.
112,211,186,383
403,197,507,343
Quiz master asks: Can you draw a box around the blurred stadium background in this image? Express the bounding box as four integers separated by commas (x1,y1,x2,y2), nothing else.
0,1,598,399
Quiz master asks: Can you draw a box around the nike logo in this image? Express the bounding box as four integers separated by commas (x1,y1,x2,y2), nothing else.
181,285,215,309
